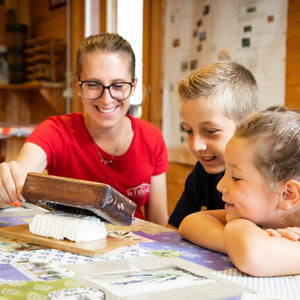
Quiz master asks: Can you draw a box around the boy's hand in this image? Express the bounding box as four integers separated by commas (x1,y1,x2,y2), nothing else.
266,227,300,241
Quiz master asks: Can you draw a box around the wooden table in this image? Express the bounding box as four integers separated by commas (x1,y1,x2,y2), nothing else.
0,206,298,299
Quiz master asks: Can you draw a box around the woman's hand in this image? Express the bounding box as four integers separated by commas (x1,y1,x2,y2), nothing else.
0,142,48,209
265,227,300,241
0,161,26,208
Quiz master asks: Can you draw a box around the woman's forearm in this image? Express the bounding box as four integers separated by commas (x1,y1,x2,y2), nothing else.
146,173,168,226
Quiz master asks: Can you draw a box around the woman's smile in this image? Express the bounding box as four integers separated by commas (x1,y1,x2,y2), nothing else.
95,105,118,114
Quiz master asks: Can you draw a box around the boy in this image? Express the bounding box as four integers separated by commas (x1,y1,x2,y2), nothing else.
168,62,257,228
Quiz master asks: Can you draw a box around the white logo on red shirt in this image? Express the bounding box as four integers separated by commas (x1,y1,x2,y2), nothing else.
127,183,151,198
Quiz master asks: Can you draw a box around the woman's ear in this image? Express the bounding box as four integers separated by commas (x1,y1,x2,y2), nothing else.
131,78,138,96
279,180,300,211
75,78,81,96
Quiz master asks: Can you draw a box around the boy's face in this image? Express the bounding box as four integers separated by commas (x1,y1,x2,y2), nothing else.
180,97,235,174
217,136,280,227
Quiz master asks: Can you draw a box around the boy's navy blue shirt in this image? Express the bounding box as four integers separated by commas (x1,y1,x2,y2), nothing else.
168,161,225,228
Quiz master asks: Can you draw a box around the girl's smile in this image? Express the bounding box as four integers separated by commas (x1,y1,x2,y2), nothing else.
218,136,281,227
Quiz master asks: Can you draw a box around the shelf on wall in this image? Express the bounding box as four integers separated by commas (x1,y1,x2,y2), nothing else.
0,82,67,118
0,82,65,90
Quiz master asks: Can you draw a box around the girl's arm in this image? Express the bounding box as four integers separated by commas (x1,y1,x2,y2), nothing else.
225,218,300,277
178,209,227,253
145,173,168,226
266,227,300,241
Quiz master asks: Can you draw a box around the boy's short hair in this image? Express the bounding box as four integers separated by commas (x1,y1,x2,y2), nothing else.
177,62,258,123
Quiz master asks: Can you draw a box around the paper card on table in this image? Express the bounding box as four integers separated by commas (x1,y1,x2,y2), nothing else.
0,264,30,284
0,260,75,284
135,231,234,271
63,255,255,299
0,236,44,252
0,278,106,300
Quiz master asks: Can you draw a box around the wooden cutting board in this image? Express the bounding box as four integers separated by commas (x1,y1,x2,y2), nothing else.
0,224,139,257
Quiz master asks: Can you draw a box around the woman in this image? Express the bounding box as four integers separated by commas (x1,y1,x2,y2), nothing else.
0,33,169,226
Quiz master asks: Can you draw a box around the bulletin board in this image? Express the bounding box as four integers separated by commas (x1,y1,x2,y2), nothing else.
162,0,288,164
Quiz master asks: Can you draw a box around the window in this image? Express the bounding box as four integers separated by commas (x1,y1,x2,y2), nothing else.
85,0,143,111
117,0,143,107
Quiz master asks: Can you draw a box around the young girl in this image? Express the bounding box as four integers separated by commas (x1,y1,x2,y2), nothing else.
0,33,169,226
178,106,300,277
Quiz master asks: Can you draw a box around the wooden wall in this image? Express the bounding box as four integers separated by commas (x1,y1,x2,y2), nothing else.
4,0,30,26
4,0,66,40
285,0,300,110
0,0,69,162
29,0,66,40
142,0,165,129
2,0,299,216
164,0,300,216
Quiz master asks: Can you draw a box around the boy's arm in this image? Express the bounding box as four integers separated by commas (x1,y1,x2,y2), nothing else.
224,218,300,277
178,209,227,253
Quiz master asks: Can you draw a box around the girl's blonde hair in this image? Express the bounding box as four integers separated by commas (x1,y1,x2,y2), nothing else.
177,62,258,123
235,106,300,188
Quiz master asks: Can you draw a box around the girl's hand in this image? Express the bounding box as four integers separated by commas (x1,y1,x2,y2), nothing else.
265,227,300,241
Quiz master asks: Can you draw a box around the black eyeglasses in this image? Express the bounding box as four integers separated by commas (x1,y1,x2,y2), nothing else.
78,81,134,101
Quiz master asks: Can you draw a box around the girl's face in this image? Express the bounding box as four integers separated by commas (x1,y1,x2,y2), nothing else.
180,98,236,174
217,136,281,227
77,51,136,129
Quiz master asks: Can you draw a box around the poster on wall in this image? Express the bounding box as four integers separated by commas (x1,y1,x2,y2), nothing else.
162,0,288,164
